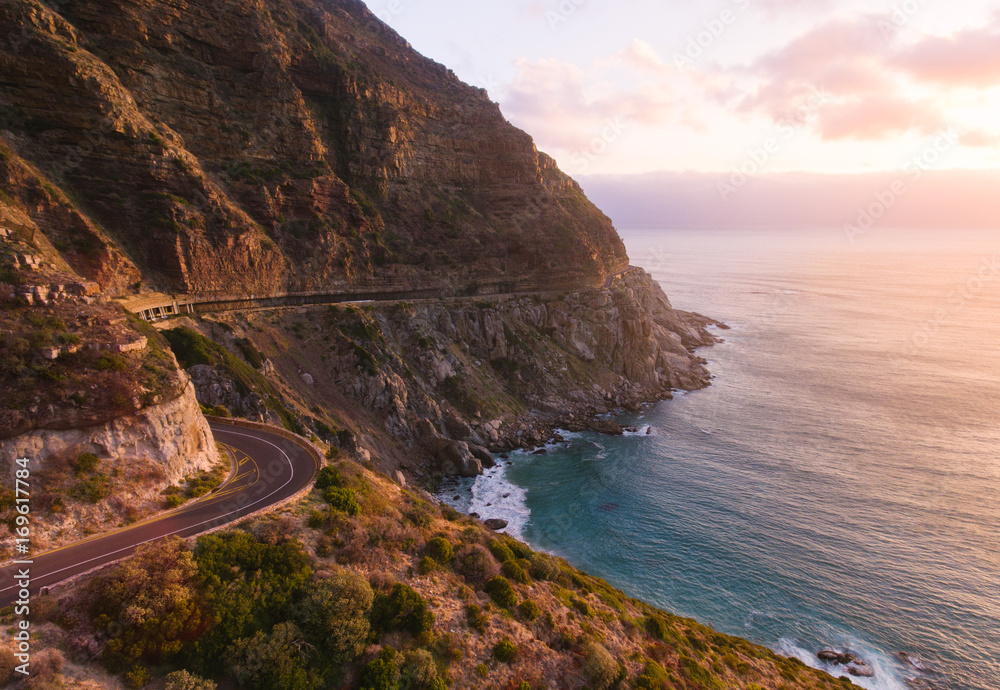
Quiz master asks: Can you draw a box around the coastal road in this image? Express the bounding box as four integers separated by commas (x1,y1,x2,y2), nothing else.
0,422,319,607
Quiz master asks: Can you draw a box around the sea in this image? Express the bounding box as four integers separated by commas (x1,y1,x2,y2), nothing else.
437,228,1000,690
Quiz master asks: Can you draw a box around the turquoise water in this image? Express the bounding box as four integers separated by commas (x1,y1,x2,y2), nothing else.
438,229,1000,689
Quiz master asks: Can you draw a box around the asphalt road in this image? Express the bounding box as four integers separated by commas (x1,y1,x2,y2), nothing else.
0,422,319,607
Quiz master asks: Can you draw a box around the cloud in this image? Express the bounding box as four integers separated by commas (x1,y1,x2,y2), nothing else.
893,22,1000,87
612,39,665,72
502,53,679,152
733,16,990,143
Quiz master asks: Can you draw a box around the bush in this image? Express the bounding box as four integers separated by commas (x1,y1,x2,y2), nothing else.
582,642,619,690
72,452,100,474
0,647,17,686
307,510,325,528
635,661,670,690
88,537,207,673
455,545,499,586
295,571,373,664
504,537,533,560
502,560,530,584
475,663,488,678
492,638,517,663
572,597,594,617
466,603,488,632
517,599,541,622
315,465,343,491
124,664,152,688
418,556,437,574
645,615,670,641
325,486,360,516
488,539,515,563
485,575,517,608
529,552,561,581
164,670,218,689
372,583,434,637
402,649,438,689
360,647,400,690
425,536,454,563
224,622,318,689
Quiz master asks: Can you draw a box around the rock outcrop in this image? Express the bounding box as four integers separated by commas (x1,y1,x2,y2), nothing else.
0,381,218,485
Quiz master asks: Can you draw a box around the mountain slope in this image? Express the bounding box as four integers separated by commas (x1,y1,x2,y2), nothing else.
0,0,627,298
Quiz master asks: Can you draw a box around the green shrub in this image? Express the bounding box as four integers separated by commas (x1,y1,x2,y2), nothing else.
529,552,560,581
74,474,110,503
164,669,218,689
582,642,618,690
645,615,670,641
360,647,400,690
502,560,530,584
634,661,669,689
372,583,434,637
401,649,438,690
492,638,517,663
224,622,319,689
517,599,541,622
418,556,437,574
572,597,594,617
325,487,360,515
503,537,533,560
165,494,185,508
474,663,488,678
295,571,373,664
485,575,517,608
72,452,100,474
124,664,152,688
488,539,515,563
425,536,454,563
315,465,343,491
466,603,488,632
88,538,208,673
307,510,325,528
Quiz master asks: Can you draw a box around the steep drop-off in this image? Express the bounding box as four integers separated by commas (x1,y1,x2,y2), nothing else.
0,0,627,299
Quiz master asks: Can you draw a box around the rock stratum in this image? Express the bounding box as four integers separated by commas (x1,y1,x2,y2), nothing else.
0,0,626,299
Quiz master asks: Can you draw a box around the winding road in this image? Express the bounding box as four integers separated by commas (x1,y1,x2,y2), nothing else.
0,422,319,607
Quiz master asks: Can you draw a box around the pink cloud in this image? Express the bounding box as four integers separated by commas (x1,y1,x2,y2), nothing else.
503,56,677,151
893,22,1000,87
734,17,973,142
815,95,947,141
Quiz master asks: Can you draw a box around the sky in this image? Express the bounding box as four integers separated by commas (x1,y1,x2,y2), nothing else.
360,0,1000,178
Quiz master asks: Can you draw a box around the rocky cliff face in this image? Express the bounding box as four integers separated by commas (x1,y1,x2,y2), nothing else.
0,381,218,551
0,0,627,299
177,268,721,481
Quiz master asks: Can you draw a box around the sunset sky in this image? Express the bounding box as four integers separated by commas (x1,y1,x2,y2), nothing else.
361,0,1000,177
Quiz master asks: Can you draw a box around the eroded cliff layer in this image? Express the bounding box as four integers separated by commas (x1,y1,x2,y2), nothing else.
0,0,627,299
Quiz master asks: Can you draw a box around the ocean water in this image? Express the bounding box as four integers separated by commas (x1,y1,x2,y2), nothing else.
437,228,1000,690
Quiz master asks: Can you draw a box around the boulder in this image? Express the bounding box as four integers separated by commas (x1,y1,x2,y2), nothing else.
484,518,508,531
586,419,623,436
468,444,495,469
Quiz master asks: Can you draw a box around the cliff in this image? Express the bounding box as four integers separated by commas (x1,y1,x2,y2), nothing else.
0,0,627,299
0,381,219,553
